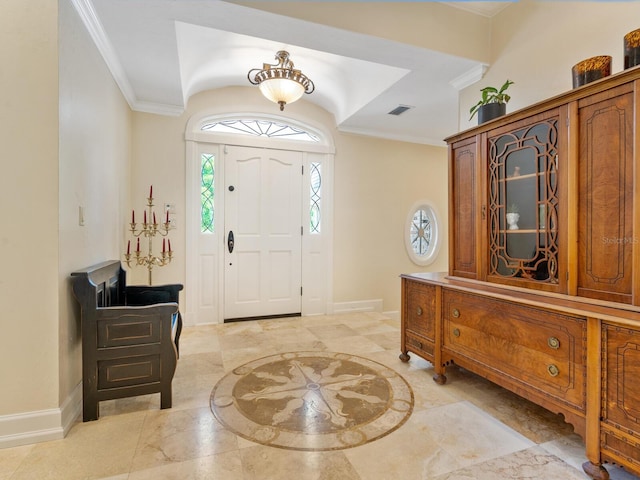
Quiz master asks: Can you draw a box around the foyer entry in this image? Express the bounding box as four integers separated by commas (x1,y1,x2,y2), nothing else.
185,113,334,326
223,145,303,320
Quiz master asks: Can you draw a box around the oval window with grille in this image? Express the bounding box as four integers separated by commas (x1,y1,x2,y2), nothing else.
404,201,440,266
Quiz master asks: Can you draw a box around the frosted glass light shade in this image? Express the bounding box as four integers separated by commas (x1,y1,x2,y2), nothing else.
259,79,305,107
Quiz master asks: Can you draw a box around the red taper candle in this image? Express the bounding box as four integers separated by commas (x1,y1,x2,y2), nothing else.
131,210,135,223
127,240,131,255
162,238,166,253
149,185,153,199
136,237,140,252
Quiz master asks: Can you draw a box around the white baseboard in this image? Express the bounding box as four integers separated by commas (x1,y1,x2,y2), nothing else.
333,299,383,313
0,383,81,449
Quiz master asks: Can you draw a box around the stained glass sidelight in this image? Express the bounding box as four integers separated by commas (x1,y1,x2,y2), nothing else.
310,162,322,234
201,153,214,233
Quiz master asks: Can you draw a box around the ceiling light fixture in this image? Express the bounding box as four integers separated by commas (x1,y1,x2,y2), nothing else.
248,51,315,111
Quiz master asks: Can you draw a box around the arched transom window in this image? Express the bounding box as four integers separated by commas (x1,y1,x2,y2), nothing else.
201,119,319,143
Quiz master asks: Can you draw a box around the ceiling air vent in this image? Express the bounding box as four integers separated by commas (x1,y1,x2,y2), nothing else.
388,105,413,116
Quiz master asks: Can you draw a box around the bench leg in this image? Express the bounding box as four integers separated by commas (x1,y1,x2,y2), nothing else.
83,399,99,422
174,312,183,358
160,384,173,410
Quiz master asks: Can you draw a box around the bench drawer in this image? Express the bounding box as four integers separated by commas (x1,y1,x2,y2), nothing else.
97,354,161,389
97,315,162,347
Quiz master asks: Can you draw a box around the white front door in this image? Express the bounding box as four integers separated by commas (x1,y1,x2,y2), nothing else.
223,145,303,320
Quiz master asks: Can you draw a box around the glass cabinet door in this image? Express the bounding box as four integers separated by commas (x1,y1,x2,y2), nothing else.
488,118,559,284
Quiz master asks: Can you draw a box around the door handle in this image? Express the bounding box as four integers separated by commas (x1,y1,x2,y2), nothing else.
228,231,234,253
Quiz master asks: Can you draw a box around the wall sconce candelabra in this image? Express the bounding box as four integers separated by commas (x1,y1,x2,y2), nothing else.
124,185,172,285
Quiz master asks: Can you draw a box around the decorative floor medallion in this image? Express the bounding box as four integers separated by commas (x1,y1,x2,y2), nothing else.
210,351,414,451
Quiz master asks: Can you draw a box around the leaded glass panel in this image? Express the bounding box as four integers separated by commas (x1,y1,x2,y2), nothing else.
201,153,214,233
310,162,321,234
410,209,432,256
201,119,319,142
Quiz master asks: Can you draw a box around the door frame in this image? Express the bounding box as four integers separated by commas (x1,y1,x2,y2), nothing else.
184,112,335,325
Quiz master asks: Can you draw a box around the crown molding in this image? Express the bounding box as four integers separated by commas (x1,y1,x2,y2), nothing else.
337,125,446,147
70,0,137,110
450,63,489,91
132,101,185,117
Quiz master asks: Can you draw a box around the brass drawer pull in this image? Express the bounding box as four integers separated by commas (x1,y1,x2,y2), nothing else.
453,328,460,337
452,308,460,318
416,306,423,316
547,364,559,377
547,337,560,349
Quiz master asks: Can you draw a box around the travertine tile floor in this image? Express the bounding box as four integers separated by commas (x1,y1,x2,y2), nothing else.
2,312,639,480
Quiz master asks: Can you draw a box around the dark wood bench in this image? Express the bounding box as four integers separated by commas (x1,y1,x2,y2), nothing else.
71,260,183,421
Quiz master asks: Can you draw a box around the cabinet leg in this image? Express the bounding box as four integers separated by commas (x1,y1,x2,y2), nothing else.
399,352,410,363
582,461,609,480
433,373,447,385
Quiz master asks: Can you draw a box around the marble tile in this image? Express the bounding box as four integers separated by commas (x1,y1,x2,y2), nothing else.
11,411,146,480
344,413,462,479
364,330,400,350
431,445,588,480
0,443,32,477
178,325,221,354
127,449,244,480
413,401,534,466
306,323,360,340
540,434,640,480
320,334,385,355
239,444,361,480
220,345,280,371
174,351,225,378
171,372,223,411
441,366,576,443
262,325,322,345
130,406,238,472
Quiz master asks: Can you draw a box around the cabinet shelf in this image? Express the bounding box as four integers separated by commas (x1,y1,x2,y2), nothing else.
500,229,556,234
505,172,539,181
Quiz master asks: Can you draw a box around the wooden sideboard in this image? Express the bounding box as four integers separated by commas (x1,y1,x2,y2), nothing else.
401,66,640,480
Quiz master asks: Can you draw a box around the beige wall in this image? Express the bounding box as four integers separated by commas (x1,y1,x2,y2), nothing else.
0,0,59,415
58,0,133,407
130,86,448,314
458,1,640,131
332,133,448,310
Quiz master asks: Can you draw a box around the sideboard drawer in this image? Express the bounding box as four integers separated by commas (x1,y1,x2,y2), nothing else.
406,332,434,359
404,280,435,341
443,290,586,410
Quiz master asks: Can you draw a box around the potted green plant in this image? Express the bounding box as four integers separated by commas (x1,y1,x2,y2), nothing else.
469,79,514,124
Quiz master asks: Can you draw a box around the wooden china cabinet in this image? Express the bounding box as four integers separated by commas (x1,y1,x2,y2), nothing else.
400,66,640,480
